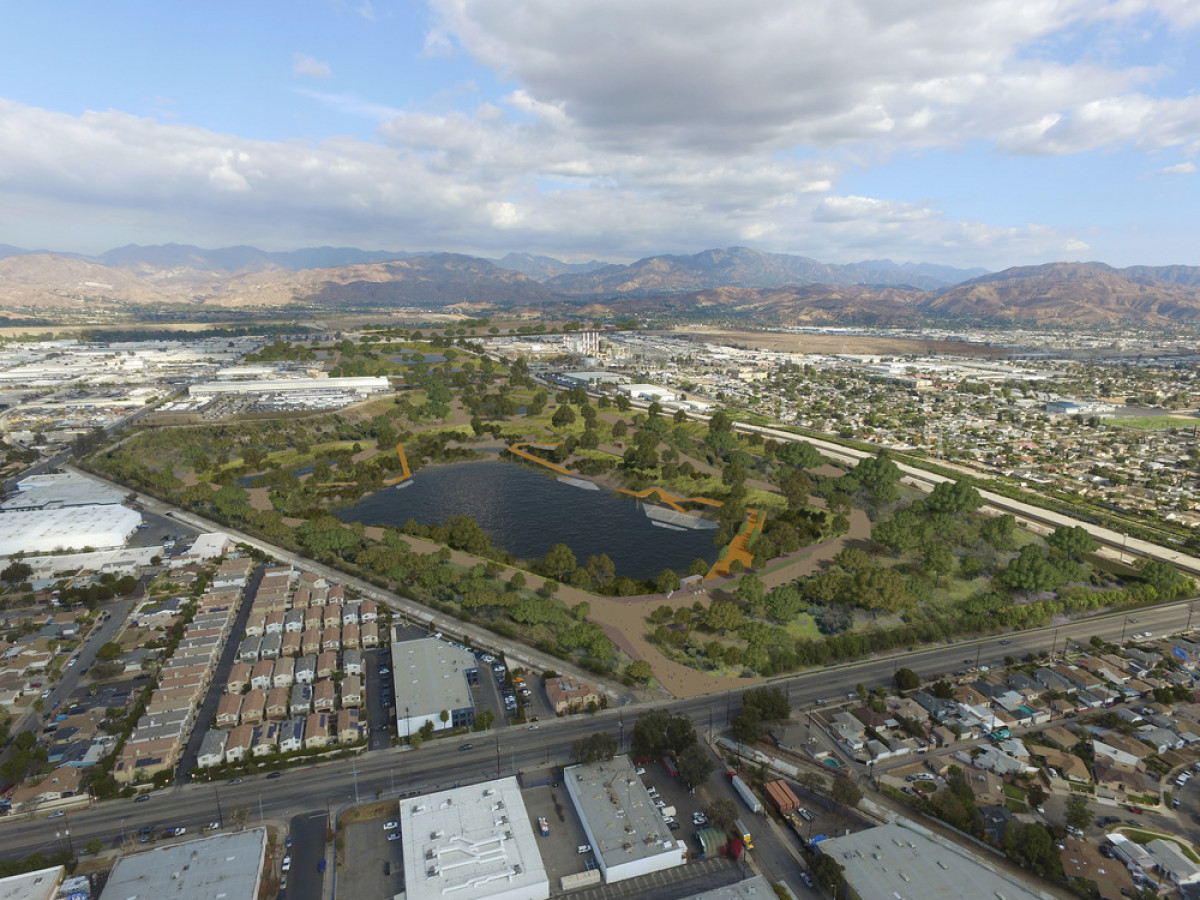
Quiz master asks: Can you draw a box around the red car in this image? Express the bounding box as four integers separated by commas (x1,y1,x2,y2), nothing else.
1126,805,1144,814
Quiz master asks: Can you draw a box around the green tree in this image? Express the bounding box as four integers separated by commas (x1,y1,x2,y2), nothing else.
1047,525,1097,559
894,667,920,691
830,774,862,808
920,541,955,586
625,660,653,682
925,480,982,514
572,732,618,763
677,743,715,786
1065,793,1091,832
542,543,577,579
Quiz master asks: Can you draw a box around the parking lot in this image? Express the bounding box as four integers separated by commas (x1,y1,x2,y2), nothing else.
336,812,405,900
522,783,598,884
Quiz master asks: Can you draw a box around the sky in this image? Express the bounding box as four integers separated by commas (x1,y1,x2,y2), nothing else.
2,0,1200,269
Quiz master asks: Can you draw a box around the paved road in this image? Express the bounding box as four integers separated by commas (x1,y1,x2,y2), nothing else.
4,592,1197,861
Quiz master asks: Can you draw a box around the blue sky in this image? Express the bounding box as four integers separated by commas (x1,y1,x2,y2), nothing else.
2,0,1199,269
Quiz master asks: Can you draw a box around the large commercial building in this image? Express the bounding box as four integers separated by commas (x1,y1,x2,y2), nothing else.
392,634,478,739
0,504,141,557
3,472,126,511
400,777,549,900
563,756,685,884
101,829,267,900
188,376,389,397
0,866,64,900
816,821,1043,900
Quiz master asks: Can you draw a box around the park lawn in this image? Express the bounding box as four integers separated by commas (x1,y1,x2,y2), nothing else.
782,614,823,641
1104,415,1194,431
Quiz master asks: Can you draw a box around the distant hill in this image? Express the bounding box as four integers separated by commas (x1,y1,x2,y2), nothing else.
927,262,1200,325
545,246,986,295
96,243,416,272
1,243,1200,326
492,253,610,280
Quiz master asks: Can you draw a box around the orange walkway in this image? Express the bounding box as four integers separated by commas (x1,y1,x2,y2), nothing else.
705,507,761,579
317,441,412,488
617,486,723,513
507,441,573,476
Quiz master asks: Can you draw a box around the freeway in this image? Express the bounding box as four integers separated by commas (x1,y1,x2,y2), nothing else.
4,594,1197,861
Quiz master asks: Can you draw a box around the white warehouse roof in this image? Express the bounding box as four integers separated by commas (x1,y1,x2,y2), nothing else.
189,376,389,396
400,777,549,900
0,504,141,557
102,828,267,900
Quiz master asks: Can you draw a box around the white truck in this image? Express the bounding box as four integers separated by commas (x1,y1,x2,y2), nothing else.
729,773,764,814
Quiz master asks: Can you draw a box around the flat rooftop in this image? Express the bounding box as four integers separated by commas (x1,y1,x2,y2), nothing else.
6,472,125,510
400,776,548,900
565,756,680,866
818,821,1043,900
688,875,774,900
391,635,476,717
0,866,63,900
101,828,266,900
0,504,141,556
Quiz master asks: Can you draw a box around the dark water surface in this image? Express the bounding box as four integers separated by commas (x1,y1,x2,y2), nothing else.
336,460,718,580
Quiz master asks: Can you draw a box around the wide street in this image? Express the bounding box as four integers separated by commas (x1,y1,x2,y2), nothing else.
4,592,1198,865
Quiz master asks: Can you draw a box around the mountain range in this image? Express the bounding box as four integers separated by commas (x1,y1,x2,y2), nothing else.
1,242,1200,327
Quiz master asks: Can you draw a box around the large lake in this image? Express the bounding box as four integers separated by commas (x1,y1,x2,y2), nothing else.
336,460,718,581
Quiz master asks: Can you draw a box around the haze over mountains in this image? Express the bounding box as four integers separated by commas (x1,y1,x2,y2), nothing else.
1,242,1200,327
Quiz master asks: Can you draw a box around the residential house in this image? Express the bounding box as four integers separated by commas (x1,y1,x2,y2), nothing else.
361,622,379,648
341,676,362,708
316,651,338,679
196,730,227,768
1093,731,1154,769
226,663,252,694
215,694,243,728
321,626,341,653
313,680,336,712
272,656,295,688
251,722,279,757
342,622,360,649
266,687,290,720
545,677,599,715
294,654,316,685
260,632,282,660
264,611,285,635
304,712,329,749
250,660,274,691
334,709,362,744
301,628,321,656
223,724,253,763
280,631,301,657
278,717,304,754
342,649,363,676
240,688,266,724
289,684,312,716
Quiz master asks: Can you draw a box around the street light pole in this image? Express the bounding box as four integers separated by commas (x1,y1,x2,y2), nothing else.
1121,617,1131,644
214,786,225,828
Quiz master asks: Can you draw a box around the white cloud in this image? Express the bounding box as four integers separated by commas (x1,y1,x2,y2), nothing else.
1157,161,1197,175
0,96,1084,265
293,54,333,79
430,0,1198,157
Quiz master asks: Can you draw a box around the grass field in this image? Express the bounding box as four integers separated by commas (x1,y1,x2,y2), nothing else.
1104,415,1198,431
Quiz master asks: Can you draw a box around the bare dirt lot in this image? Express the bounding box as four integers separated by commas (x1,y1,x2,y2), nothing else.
679,328,1011,358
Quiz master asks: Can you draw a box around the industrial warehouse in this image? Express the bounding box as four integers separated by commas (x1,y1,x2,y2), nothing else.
400,777,550,900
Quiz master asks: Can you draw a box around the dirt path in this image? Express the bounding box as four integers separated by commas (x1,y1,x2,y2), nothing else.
374,505,872,700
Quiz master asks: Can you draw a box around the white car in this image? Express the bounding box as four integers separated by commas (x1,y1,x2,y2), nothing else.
282,856,291,873
387,832,401,841
635,767,646,776
384,821,399,830
577,844,591,854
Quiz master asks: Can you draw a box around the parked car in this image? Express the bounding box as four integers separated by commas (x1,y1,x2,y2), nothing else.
384,821,399,830
282,856,291,872
577,844,591,854
134,794,150,803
